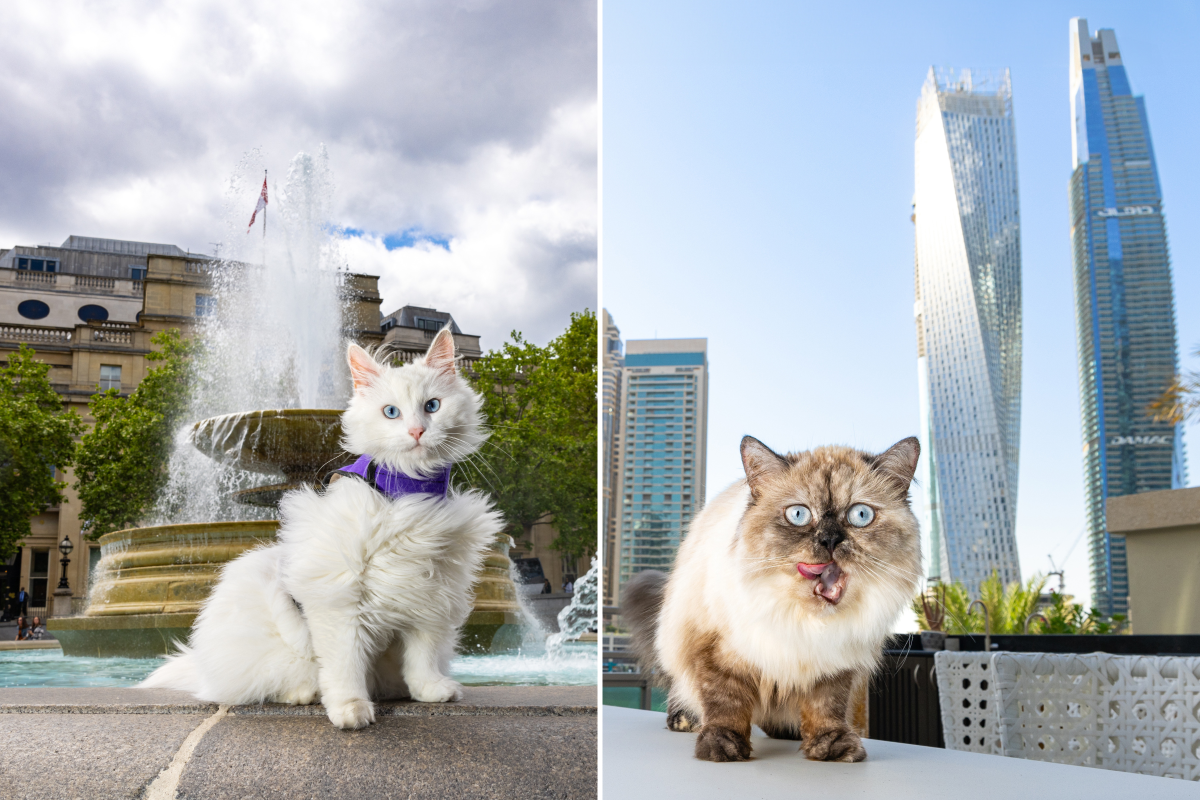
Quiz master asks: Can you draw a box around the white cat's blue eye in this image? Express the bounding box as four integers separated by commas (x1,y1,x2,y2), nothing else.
424,399,440,413
383,405,400,419
847,503,875,527
784,505,811,526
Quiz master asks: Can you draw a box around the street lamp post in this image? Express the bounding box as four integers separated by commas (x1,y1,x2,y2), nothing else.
52,535,74,618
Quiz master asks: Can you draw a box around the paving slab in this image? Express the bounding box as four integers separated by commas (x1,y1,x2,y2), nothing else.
176,714,597,800
0,713,203,800
0,686,597,799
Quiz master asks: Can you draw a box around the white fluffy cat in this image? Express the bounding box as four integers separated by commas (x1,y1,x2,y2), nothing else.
142,328,504,729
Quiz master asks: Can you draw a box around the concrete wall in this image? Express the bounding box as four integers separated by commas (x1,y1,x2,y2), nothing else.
1107,486,1200,634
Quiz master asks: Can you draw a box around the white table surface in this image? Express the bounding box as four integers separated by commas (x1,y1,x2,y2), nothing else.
603,706,1200,799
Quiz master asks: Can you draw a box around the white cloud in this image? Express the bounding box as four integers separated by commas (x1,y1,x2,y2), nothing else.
0,0,596,347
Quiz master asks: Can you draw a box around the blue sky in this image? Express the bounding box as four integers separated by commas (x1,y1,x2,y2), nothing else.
602,1,1200,608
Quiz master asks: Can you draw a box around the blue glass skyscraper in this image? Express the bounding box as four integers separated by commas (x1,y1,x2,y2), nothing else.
1069,19,1186,616
613,338,708,599
914,67,1023,596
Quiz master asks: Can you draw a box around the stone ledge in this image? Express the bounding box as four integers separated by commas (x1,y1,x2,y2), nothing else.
0,640,60,651
0,685,597,716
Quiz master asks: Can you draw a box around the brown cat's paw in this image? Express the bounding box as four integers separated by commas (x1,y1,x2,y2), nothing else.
802,728,866,762
695,726,752,762
759,720,803,740
667,707,699,732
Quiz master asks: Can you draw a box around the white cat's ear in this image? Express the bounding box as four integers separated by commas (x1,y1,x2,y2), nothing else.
347,343,382,394
872,437,921,494
424,326,457,378
740,436,787,498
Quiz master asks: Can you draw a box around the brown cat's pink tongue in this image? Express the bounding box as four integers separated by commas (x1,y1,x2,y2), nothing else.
796,562,845,604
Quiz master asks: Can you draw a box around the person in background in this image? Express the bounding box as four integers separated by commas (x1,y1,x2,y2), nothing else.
563,577,575,593
28,616,45,640
14,616,29,641
540,578,553,594
16,587,28,617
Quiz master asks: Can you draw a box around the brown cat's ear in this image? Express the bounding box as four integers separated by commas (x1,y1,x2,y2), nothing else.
740,436,788,499
347,344,381,394
424,326,457,378
871,437,921,496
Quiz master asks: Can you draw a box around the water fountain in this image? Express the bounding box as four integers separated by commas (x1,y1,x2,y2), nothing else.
49,150,523,659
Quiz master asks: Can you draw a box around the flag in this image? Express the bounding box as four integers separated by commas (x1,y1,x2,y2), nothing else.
247,174,268,233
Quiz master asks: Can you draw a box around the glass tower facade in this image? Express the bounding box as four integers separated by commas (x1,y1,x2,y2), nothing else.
1069,19,1185,617
614,339,708,599
913,67,1023,596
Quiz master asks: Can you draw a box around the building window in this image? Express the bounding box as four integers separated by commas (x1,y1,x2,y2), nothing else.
17,300,50,320
78,304,109,322
30,550,50,607
195,294,216,317
130,266,146,281
16,258,57,272
416,318,444,332
99,365,121,392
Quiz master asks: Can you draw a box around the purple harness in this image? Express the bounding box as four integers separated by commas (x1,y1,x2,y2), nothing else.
333,454,452,499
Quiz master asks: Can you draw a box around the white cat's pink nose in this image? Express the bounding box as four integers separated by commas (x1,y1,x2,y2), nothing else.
409,427,424,443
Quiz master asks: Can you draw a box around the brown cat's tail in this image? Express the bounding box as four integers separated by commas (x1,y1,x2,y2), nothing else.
621,569,668,684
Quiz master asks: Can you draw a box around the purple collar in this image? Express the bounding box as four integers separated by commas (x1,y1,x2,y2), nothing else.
334,454,452,499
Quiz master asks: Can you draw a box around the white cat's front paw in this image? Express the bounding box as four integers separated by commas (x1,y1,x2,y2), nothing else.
279,686,318,706
326,698,375,729
409,677,463,703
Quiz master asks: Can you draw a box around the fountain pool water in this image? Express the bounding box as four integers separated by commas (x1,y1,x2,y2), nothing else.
0,643,597,689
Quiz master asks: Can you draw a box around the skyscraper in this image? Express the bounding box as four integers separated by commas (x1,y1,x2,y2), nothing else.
602,310,624,607
613,338,708,600
913,67,1023,595
1069,19,1185,616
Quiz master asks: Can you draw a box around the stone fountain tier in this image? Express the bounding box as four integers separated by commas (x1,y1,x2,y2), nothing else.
51,519,522,658
191,409,349,506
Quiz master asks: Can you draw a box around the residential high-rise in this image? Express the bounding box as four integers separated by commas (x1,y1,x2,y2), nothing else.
913,67,1023,595
1069,19,1185,616
601,309,624,607
613,338,707,600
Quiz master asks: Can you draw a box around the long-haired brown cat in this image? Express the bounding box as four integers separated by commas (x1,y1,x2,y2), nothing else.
623,435,921,763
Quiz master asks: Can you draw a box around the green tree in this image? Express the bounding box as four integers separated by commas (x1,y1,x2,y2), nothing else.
0,345,84,559
74,329,197,538
457,310,598,560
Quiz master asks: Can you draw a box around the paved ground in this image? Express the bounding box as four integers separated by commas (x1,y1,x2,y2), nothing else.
0,685,597,799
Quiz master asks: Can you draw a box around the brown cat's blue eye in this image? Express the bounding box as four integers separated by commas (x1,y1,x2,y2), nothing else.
425,399,440,413
383,405,400,419
784,505,811,526
847,503,874,527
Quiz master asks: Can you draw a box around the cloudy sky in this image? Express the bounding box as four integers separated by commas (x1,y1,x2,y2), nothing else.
0,0,597,348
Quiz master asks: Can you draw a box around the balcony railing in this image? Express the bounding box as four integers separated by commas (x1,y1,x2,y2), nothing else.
0,324,72,343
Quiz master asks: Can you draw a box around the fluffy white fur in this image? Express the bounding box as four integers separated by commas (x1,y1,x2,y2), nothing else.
657,481,915,713
142,329,504,729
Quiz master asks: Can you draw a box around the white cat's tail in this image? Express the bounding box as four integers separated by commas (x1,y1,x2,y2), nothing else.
139,645,199,692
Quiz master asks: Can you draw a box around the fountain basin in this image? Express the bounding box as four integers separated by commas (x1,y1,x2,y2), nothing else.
49,520,523,656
